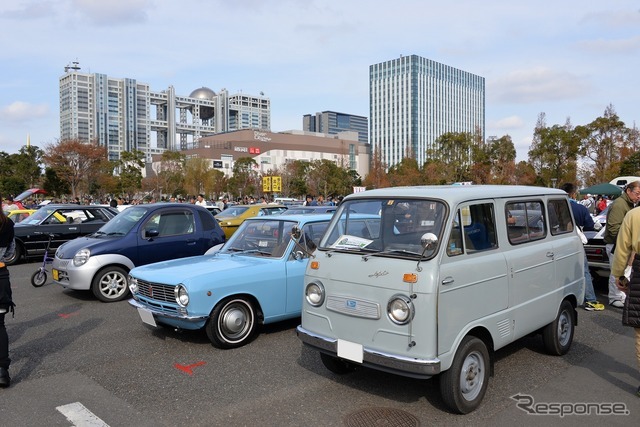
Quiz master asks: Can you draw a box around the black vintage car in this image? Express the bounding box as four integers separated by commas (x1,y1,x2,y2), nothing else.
6,204,118,265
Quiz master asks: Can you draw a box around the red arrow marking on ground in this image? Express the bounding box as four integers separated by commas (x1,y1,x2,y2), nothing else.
174,361,206,375
58,312,79,319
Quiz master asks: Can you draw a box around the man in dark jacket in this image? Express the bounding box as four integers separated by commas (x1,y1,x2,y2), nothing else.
605,181,640,307
562,183,604,311
611,206,640,398
0,199,15,388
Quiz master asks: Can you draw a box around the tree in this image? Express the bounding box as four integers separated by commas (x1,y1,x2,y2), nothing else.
43,139,107,198
156,150,186,198
488,135,517,184
184,157,211,197
13,145,44,189
363,147,390,189
228,157,259,199
429,132,473,182
387,156,423,187
575,104,627,183
469,129,492,184
42,167,70,198
281,160,310,198
528,118,580,186
117,150,145,200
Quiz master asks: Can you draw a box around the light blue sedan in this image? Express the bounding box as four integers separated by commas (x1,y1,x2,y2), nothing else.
128,214,339,348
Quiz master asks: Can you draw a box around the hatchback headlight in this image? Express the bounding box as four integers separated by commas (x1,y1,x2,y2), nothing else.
387,294,414,325
175,284,189,307
73,248,91,267
305,281,325,307
129,276,138,294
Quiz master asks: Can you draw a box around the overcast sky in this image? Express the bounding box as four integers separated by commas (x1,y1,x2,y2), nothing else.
1,0,639,162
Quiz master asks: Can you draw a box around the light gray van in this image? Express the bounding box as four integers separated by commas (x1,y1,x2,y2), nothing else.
296,185,584,414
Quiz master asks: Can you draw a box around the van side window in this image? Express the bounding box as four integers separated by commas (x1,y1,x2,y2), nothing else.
447,203,496,255
506,201,546,244
548,199,573,235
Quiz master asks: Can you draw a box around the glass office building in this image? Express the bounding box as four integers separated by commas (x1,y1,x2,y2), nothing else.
303,111,369,143
369,55,485,168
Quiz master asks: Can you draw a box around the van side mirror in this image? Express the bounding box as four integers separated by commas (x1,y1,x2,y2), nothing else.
420,232,438,250
291,226,302,240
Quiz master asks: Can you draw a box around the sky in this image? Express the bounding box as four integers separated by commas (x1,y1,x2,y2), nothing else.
1,0,639,162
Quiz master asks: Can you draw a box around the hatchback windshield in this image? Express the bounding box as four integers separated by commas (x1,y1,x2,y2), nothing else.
320,198,447,258
96,206,148,235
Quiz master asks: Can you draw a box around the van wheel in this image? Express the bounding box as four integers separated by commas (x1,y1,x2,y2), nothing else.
91,266,130,302
320,353,357,375
439,336,489,414
542,300,575,355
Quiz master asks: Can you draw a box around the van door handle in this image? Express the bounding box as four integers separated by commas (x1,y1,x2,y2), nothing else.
546,252,554,258
442,277,454,285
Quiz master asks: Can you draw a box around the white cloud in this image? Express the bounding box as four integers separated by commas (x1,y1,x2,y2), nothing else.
576,36,640,54
489,67,590,104
1,101,49,122
491,116,525,130
70,0,151,26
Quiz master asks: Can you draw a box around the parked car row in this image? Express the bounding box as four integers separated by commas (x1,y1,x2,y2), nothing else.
12,186,589,414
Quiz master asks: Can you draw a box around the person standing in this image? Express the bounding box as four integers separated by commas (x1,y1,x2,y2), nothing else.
561,183,604,311
604,182,640,307
195,194,207,207
0,197,16,388
610,206,640,398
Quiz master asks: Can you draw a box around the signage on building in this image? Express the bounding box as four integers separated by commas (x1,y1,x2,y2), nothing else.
233,146,261,154
213,160,223,168
254,131,271,142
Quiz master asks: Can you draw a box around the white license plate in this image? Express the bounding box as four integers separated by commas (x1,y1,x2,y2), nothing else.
337,339,363,363
137,307,157,327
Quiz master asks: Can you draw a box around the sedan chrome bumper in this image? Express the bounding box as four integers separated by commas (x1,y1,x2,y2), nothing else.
128,298,208,323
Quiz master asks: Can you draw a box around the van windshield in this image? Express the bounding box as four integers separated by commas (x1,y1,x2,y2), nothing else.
319,198,447,259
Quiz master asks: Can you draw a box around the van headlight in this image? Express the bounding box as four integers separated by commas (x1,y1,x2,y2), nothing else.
129,276,138,294
73,248,91,267
387,294,414,325
305,281,325,307
175,284,189,307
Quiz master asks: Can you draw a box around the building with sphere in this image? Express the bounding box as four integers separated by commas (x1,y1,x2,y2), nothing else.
59,63,270,161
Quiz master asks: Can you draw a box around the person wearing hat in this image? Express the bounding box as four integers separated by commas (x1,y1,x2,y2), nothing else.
579,193,595,215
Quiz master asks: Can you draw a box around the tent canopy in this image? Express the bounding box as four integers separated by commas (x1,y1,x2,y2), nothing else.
579,183,622,196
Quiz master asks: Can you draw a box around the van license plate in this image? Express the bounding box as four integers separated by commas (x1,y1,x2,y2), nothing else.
52,269,59,281
337,339,363,363
137,307,157,327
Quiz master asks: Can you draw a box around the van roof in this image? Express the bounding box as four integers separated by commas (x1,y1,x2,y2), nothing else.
345,185,567,205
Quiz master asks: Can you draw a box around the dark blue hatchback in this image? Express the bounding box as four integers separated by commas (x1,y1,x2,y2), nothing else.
50,203,225,302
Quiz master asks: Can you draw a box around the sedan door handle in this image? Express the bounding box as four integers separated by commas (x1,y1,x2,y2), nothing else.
546,252,554,258
442,277,454,285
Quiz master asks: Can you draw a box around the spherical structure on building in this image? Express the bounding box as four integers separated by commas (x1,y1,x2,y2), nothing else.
189,87,216,120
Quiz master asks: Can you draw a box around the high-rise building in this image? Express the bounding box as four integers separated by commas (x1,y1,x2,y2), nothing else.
302,111,368,143
59,63,270,161
369,55,485,168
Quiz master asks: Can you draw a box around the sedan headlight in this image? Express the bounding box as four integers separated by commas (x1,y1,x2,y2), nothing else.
129,276,138,294
175,284,189,307
73,248,91,267
387,294,414,325
305,281,325,307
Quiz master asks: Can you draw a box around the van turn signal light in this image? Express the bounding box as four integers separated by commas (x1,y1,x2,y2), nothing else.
403,273,417,283
310,261,319,270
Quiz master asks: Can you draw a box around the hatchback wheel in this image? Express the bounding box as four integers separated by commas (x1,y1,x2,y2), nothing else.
91,266,130,302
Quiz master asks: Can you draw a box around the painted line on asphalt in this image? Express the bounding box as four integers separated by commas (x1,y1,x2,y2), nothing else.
56,402,109,427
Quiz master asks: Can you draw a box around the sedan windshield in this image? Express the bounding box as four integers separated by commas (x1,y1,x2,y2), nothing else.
320,198,447,259
218,206,249,217
223,219,297,258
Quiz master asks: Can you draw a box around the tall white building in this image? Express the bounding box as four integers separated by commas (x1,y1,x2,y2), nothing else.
369,55,485,168
59,63,270,161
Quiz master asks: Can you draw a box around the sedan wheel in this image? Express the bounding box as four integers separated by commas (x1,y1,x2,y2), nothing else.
91,266,130,302
206,297,257,349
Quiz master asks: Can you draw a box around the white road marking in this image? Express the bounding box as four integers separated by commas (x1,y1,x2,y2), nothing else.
56,402,110,427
